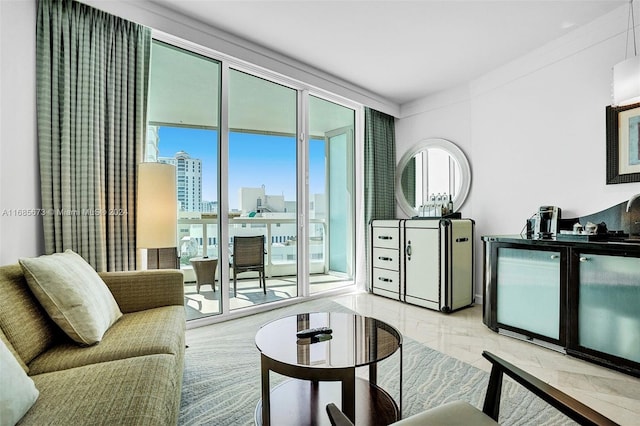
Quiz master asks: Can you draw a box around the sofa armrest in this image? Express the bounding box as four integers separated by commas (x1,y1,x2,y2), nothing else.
326,403,353,426
99,270,184,313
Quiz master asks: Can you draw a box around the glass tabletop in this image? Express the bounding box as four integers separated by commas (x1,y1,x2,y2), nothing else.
255,312,402,369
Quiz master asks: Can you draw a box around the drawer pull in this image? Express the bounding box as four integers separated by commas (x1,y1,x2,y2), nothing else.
579,256,589,262
550,255,559,260
378,256,392,262
378,235,392,240
455,237,469,243
378,277,392,283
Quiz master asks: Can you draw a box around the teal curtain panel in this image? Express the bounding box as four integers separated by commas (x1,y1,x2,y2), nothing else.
36,0,151,271
364,108,396,291
401,156,416,210
364,107,396,224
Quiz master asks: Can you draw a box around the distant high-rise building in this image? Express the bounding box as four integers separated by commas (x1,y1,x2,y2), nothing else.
145,126,160,162
160,151,202,212
202,200,218,214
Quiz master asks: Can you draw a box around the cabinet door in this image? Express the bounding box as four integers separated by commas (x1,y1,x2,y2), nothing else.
577,253,640,363
404,227,440,302
496,247,561,340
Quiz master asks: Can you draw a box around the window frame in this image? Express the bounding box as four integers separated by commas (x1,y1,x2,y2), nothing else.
150,31,364,325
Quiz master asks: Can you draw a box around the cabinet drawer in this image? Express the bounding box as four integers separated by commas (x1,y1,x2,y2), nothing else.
372,227,399,249
373,247,399,270
372,268,399,292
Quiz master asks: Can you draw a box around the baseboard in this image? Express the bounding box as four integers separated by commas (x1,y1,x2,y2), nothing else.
474,293,483,306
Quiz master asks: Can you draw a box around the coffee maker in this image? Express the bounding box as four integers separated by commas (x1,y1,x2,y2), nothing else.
533,206,561,238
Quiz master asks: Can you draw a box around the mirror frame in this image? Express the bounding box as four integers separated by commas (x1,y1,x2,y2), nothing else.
395,138,472,217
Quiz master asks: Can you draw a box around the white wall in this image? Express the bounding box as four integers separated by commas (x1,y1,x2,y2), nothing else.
0,0,42,264
3,0,639,287
396,4,640,303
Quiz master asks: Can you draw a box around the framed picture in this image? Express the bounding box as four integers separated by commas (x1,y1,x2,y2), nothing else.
606,102,640,184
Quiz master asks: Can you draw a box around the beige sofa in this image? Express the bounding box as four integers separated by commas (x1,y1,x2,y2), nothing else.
0,264,186,425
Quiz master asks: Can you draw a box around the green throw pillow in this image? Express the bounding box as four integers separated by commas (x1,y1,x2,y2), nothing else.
19,250,123,346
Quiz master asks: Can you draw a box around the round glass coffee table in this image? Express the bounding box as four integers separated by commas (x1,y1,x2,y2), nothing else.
254,312,402,426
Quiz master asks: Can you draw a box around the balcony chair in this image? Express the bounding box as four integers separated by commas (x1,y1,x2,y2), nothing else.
326,351,619,426
229,235,266,297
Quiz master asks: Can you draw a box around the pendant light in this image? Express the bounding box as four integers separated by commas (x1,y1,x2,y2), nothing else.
613,0,640,106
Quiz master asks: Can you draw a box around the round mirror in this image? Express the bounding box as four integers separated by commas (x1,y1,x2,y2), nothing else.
396,138,471,217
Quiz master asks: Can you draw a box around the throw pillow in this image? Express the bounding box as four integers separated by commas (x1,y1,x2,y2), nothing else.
0,339,39,425
19,250,123,346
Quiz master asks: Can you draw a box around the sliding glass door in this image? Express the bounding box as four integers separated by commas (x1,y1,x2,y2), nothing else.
147,40,222,320
309,96,355,294
146,38,358,321
228,70,298,309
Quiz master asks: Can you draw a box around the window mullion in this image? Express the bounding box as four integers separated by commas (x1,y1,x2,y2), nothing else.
298,90,310,297
219,62,230,314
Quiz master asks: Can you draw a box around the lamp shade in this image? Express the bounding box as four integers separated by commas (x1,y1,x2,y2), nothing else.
137,162,177,248
613,55,640,106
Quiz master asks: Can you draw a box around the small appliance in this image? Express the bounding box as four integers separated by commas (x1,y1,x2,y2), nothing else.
533,206,561,238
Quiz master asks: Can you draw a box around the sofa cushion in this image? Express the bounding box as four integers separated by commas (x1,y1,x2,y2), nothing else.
394,401,498,426
0,339,39,425
0,264,60,366
19,250,123,346
24,354,181,426
28,306,185,375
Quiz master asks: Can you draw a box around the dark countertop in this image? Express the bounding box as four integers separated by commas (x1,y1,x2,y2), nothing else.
481,234,640,252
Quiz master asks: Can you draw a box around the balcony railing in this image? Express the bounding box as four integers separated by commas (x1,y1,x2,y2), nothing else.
177,216,327,277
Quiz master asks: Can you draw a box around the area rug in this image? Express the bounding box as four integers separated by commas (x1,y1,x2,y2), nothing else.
179,298,575,425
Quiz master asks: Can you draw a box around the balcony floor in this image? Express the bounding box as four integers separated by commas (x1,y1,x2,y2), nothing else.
184,274,351,321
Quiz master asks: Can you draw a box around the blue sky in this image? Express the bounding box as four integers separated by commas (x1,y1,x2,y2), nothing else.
158,126,326,209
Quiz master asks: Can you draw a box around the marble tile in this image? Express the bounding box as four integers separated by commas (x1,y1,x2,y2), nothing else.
330,292,640,425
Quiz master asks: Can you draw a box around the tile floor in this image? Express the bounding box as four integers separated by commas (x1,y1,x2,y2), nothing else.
183,275,353,320
329,292,640,425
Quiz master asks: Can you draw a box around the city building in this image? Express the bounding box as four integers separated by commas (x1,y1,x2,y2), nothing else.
160,151,202,212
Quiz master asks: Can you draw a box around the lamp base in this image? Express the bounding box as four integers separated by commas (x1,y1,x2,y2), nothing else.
147,247,179,269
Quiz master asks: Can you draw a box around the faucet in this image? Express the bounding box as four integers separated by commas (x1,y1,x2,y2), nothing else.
626,193,640,212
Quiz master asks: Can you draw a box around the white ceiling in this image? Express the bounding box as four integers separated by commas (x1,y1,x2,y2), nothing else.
150,0,628,105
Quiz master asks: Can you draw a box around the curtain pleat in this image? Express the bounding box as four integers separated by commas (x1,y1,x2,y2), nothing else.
36,0,150,271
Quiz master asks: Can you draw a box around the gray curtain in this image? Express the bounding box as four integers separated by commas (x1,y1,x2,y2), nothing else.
36,0,151,271
364,107,396,225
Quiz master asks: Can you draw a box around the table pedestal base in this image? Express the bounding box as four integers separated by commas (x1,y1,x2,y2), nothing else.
255,377,398,426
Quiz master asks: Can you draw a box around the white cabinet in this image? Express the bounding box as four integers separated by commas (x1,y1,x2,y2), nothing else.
371,220,402,300
371,218,474,312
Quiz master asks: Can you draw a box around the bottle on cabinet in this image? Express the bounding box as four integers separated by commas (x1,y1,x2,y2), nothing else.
418,192,455,218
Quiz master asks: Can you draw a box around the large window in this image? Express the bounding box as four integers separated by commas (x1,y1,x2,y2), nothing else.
228,70,298,310
147,39,358,321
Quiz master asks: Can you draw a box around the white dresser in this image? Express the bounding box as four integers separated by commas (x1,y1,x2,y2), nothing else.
371,220,403,300
370,218,474,312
